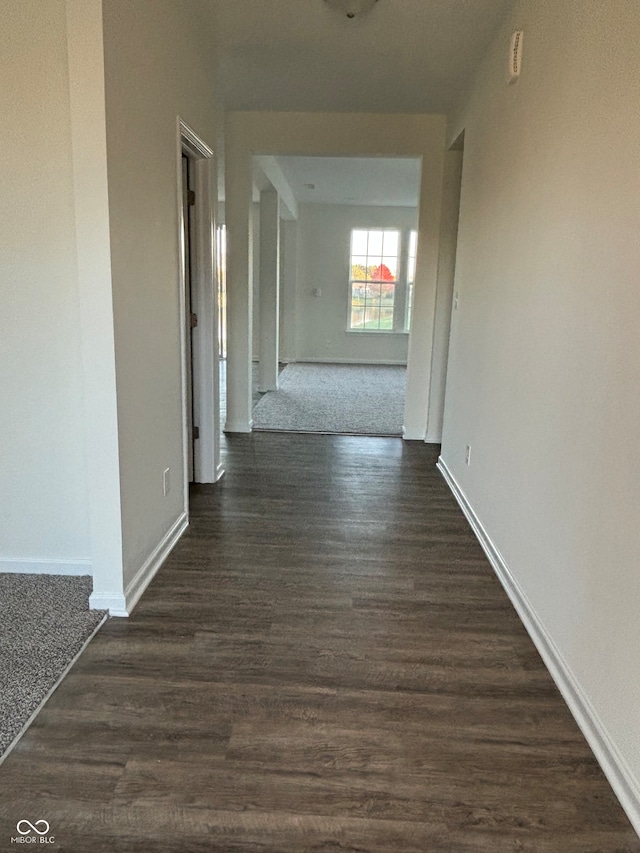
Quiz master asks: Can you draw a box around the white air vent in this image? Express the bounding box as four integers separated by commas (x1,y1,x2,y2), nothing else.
508,30,524,84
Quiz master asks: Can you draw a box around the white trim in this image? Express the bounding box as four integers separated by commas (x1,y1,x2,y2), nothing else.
436,456,640,838
0,559,92,575
346,330,410,336
0,613,107,768
177,129,190,520
180,122,214,158
89,590,127,615
224,419,253,434
403,425,425,441
177,117,221,491
296,357,408,366
193,155,222,483
109,511,188,617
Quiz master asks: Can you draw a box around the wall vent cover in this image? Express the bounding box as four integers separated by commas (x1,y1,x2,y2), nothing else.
508,30,524,84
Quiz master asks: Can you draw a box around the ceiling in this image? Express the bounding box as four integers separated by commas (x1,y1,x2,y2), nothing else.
274,156,421,207
211,0,515,114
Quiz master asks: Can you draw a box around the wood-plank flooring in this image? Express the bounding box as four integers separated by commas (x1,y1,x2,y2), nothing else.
0,433,638,852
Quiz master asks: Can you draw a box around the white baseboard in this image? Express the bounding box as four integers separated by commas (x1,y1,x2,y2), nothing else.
296,357,408,366
436,456,640,838
0,558,92,575
90,512,188,617
123,511,188,616
402,425,425,441
88,590,128,615
215,462,225,482
224,419,253,433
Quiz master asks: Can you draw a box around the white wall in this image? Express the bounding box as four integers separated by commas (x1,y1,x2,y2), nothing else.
0,1,90,572
101,0,219,589
295,204,417,364
426,150,463,441
441,0,640,830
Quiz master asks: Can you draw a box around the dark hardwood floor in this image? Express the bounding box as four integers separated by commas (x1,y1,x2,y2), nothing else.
1,433,638,852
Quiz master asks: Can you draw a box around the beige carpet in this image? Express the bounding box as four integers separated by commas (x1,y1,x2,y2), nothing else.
0,575,106,759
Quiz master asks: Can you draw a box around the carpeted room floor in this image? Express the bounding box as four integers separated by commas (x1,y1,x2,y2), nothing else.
0,575,106,759
251,362,406,435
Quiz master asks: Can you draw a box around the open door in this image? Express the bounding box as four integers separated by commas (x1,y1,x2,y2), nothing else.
182,153,196,482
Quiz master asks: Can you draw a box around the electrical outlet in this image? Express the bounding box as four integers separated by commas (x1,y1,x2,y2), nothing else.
163,467,171,496
465,445,471,466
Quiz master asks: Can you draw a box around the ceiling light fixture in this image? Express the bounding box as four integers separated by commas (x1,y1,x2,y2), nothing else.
324,0,378,20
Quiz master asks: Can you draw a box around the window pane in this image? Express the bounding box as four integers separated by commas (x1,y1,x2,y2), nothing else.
351,282,366,302
380,257,398,280
382,230,399,257
365,282,381,302
351,305,365,329
351,258,368,280
406,283,414,331
367,230,383,255
351,230,369,255
369,263,392,282
407,230,418,284
380,282,395,306
363,306,381,329
366,257,382,277
407,256,416,285
379,308,394,329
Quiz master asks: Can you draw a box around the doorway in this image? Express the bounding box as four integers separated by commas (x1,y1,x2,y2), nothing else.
249,155,421,437
177,120,224,495
181,153,196,480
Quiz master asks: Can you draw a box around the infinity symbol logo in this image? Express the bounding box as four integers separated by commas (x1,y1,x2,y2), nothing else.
16,820,50,836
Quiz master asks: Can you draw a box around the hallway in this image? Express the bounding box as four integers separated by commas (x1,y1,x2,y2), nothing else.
0,434,637,852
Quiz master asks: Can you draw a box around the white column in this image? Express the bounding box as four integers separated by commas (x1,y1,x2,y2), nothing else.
403,135,446,440
425,150,463,443
224,132,253,432
279,220,298,361
258,189,280,392
67,0,126,613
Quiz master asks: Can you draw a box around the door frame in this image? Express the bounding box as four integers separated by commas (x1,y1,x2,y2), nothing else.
176,118,223,506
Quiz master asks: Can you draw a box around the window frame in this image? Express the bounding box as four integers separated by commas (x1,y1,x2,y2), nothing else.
346,227,417,335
